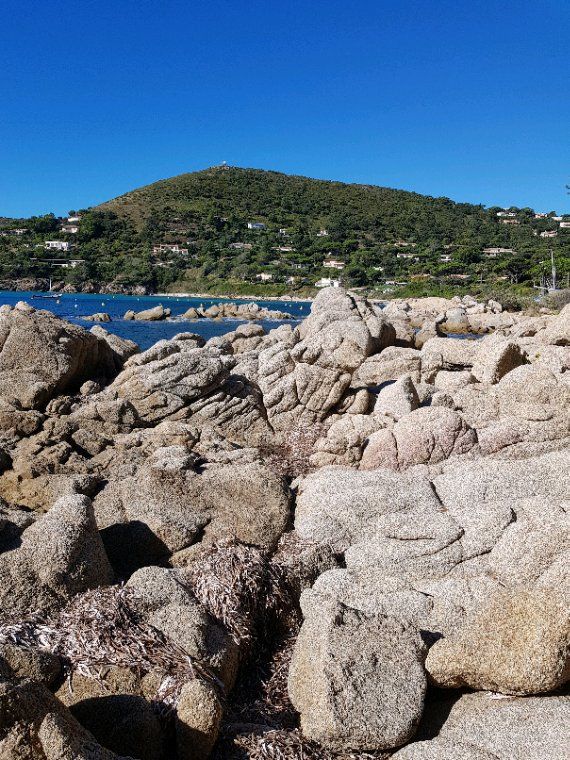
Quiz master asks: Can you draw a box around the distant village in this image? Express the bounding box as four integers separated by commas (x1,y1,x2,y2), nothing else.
1,202,569,295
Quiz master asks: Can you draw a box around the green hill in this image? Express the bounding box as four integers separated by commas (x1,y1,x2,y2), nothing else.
1,166,568,298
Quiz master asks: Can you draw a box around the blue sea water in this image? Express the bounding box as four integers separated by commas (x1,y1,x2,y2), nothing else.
0,291,309,351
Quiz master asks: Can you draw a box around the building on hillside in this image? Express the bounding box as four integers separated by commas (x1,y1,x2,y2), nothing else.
45,241,72,251
286,276,298,285
60,224,79,234
559,222,570,229
439,254,452,262
256,272,273,282
394,239,417,247
247,222,266,230
274,246,295,252
278,228,288,236
496,211,517,218
316,229,329,237
482,247,515,257
396,252,418,260
448,274,470,280
39,258,85,268
315,277,341,288
229,242,253,250
500,218,519,225
67,215,81,223
152,244,189,255
534,213,548,219
540,230,558,238
552,216,563,221
322,259,345,270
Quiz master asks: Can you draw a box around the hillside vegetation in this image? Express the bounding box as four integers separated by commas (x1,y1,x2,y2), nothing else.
1,166,568,298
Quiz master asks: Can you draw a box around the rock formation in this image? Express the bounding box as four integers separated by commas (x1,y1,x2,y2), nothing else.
0,287,567,759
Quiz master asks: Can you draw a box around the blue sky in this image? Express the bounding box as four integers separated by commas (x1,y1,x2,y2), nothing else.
1,0,568,217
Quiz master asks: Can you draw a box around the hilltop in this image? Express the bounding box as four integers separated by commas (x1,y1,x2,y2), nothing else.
1,166,568,299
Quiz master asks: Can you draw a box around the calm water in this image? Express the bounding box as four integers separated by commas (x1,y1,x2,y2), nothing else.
0,291,309,351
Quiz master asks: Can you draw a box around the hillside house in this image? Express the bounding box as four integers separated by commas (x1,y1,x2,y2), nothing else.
540,230,558,238
552,216,563,222
152,244,189,255
396,252,417,260
316,229,329,237
483,247,515,257
45,241,72,252
61,224,79,234
67,215,81,223
500,219,519,225
247,222,266,230
497,211,517,218
315,277,341,288
323,259,345,270
274,246,296,252
256,272,273,282
229,242,253,250
560,222,570,229
439,254,452,262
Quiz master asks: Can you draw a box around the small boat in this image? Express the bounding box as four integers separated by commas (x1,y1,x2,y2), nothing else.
32,278,60,300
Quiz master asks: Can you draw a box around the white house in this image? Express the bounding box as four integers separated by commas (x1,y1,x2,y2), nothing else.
256,272,273,282
559,221,570,229
483,247,515,256
552,216,563,222
500,218,519,225
323,259,345,270
316,229,329,237
439,254,452,262
67,215,81,223
540,230,558,238
315,277,340,288
45,241,72,251
152,244,189,255
496,211,516,218
61,224,79,234
247,222,266,230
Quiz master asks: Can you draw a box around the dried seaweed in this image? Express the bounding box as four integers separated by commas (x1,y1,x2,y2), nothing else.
184,540,292,650
260,424,327,477
0,585,217,712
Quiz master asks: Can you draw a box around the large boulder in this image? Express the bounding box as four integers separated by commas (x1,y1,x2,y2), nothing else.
257,288,395,429
426,589,570,695
288,601,426,752
0,678,132,759
471,340,527,384
360,407,477,470
111,339,232,423
373,374,420,420
95,450,290,569
400,692,570,760
0,494,113,617
0,303,126,409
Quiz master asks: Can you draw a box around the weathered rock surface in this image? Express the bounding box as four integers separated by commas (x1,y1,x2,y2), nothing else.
288,602,426,752
0,304,129,409
360,407,478,470
0,494,113,616
426,589,570,695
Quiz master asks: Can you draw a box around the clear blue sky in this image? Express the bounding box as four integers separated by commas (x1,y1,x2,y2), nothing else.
1,0,568,217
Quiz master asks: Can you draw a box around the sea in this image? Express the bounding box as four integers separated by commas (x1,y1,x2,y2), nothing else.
0,291,310,351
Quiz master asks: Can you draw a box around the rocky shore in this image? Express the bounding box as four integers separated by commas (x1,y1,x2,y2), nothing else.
0,288,567,759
